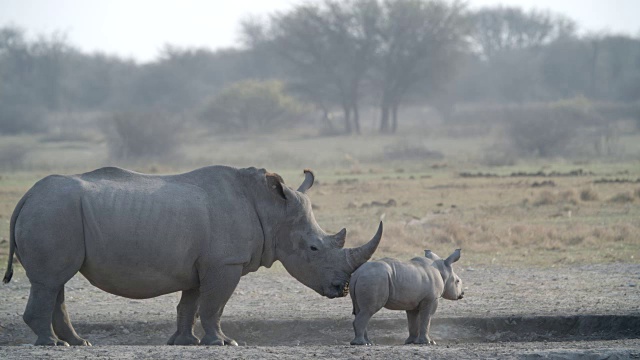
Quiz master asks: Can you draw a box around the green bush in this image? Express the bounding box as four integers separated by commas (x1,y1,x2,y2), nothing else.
200,80,308,133
506,98,603,157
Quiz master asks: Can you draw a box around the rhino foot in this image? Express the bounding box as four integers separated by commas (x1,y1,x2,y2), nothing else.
414,337,436,345
35,337,70,346
67,338,92,346
350,338,372,346
167,333,200,346
200,334,238,346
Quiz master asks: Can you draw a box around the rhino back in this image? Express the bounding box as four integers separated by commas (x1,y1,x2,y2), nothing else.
380,257,441,310
80,167,266,297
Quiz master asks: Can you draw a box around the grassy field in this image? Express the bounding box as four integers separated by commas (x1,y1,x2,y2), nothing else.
1,126,639,269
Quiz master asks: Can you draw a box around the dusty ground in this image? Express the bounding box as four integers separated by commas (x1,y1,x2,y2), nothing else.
1,262,639,358
1,157,639,358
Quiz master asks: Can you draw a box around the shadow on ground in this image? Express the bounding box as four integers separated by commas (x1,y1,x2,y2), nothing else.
2,315,638,346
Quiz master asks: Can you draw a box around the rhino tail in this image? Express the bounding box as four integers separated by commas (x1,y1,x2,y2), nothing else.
3,195,27,284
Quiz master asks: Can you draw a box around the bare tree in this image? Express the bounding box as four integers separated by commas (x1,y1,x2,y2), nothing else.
376,0,468,133
470,6,576,59
252,0,381,134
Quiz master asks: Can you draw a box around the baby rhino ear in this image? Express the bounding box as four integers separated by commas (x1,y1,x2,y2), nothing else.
444,249,461,266
424,250,441,260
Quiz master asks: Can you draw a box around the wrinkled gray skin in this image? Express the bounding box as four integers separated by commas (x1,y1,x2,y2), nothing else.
349,249,463,346
3,166,384,346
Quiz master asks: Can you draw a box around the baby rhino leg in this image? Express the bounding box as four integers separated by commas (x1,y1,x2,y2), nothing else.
415,299,438,345
350,275,389,345
404,309,420,344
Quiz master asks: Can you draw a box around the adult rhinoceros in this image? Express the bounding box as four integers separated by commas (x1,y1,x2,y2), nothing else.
3,166,383,346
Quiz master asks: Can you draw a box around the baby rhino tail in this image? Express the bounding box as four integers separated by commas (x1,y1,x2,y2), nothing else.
350,274,359,315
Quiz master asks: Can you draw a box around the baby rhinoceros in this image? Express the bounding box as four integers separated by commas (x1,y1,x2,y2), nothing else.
349,248,464,345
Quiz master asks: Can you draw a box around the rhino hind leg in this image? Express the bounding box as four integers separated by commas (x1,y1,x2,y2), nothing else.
167,288,200,345
350,310,374,345
23,284,69,346
52,287,91,346
414,299,438,345
404,309,420,344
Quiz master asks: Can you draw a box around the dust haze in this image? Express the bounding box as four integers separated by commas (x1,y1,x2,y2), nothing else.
1,1,639,358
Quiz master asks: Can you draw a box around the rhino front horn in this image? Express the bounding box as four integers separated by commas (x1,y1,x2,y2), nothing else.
346,222,383,271
297,169,315,193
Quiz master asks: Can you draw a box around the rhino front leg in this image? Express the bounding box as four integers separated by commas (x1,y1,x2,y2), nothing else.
52,287,91,346
24,284,69,346
167,288,200,345
199,266,241,346
404,309,419,344
415,299,438,345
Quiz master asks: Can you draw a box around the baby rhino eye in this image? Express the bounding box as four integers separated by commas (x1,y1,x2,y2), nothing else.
310,245,319,251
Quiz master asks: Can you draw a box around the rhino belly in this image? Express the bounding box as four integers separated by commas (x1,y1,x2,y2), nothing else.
78,183,206,299
80,261,197,299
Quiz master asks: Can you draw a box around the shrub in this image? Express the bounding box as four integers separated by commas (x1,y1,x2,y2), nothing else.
199,80,309,133
104,111,183,160
609,192,634,204
580,188,599,201
506,98,601,158
383,140,444,161
0,102,46,134
533,189,578,206
0,140,29,170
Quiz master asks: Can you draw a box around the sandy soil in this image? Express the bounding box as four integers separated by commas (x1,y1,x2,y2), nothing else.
1,263,639,358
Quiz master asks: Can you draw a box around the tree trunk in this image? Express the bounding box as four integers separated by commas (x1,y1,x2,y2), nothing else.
391,103,399,133
379,104,390,133
342,103,352,134
352,101,361,135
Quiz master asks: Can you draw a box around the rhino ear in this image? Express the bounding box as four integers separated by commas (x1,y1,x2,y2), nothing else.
266,173,286,200
424,250,440,260
444,249,461,266
297,169,315,193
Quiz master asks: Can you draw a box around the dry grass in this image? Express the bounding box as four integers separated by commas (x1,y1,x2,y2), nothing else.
1,129,640,268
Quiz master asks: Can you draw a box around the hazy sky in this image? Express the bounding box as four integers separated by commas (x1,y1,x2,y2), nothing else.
1,0,638,63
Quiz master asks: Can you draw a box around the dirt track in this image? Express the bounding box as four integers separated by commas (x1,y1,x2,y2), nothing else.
1,263,639,358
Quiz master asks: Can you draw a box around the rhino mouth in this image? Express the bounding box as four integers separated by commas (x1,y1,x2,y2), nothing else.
326,280,349,299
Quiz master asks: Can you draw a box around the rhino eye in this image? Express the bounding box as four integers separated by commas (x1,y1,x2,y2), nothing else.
310,245,319,251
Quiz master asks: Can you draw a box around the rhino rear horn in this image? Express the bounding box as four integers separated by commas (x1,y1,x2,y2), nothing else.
346,222,383,270
445,248,461,266
331,228,347,248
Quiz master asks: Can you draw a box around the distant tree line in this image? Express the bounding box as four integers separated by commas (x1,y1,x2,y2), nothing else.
1,0,639,136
